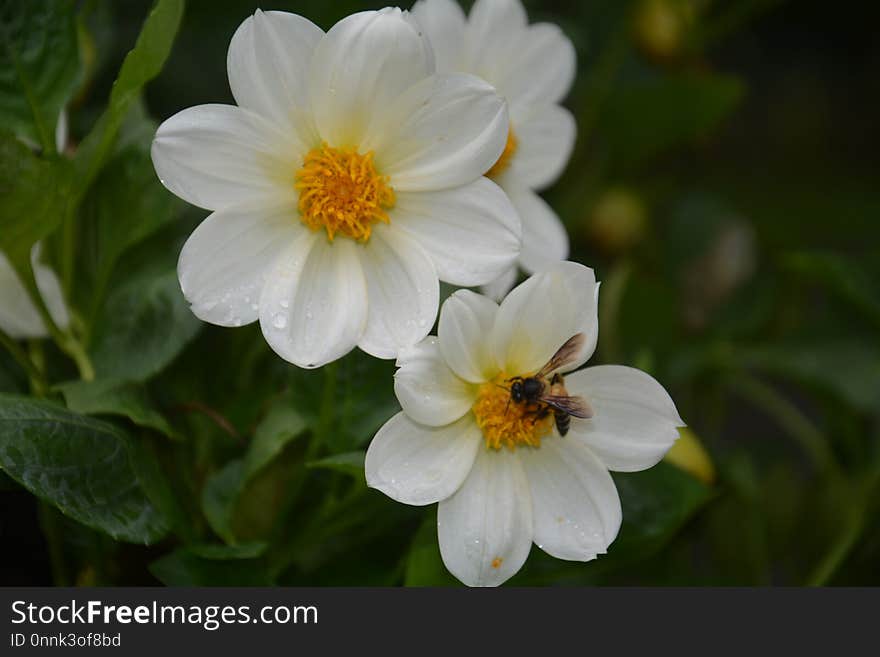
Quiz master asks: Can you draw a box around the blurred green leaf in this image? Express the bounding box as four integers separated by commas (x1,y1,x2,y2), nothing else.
600,72,745,167
0,134,72,266
57,378,177,438
742,341,880,415
307,450,366,481
201,459,242,545
0,0,80,149
782,252,880,329
149,546,272,586
404,514,458,587
244,402,308,479
74,0,184,190
0,394,170,543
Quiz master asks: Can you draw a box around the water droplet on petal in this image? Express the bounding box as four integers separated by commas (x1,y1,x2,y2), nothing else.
272,314,288,330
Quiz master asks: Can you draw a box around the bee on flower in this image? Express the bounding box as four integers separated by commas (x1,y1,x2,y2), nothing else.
412,0,578,298
366,262,685,586
151,8,521,369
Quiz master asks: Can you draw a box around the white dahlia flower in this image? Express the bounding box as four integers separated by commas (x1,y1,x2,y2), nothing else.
0,246,69,340
151,8,521,368
366,262,684,586
412,0,578,298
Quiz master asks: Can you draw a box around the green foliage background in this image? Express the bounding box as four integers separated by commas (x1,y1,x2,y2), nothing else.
1,0,878,586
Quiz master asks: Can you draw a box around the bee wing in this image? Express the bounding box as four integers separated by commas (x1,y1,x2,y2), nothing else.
540,394,594,419
536,333,586,379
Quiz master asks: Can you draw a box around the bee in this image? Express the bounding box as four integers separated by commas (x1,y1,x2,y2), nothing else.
508,333,593,436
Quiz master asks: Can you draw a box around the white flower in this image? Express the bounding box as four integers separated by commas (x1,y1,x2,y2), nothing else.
0,246,69,339
412,0,577,298
365,261,684,586
151,8,520,368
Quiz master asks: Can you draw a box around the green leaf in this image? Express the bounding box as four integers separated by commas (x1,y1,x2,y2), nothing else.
56,378,177,438
611,462,713,558
600,72,745,167
742,341,880,414
74,0,184,191
75,108,180,318
149,546,272,586
782,252,880,329
0,0,81,149
0,394,170,543
307,450,366,481
0,134,72,266
200,459,243,544
404,514,459,587
244,402,308,480
89,256,201,382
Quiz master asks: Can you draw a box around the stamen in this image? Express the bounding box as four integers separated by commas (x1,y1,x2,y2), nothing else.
295,143,395,242
472,373,554,451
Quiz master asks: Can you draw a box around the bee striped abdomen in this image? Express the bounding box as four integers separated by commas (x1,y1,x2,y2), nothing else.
554,411,571,436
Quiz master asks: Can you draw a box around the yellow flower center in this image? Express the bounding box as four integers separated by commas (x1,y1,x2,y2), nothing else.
486,127,518,179
472,373,554,451
295,143,395,242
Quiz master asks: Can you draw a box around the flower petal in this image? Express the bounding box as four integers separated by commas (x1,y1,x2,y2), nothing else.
392,178,520,286
411,0,467,73
394,337,475,427
0,248,68,339
309,9,433,148
565,365,685,472
178,203,300,327
507,105,576,191
438,446,533,586
369,73,508,192
227,9,322,143
521,437,622,561
357,226,439,360
491,261,598,375
505,186,569,273
480,265,519,302
151,104,297,211
438,290,500,383
366,412,481,506
259,233,367,368
463,0,528,84
498,22,577,114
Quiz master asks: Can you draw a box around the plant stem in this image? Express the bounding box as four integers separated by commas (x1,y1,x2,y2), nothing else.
308,361,339,461
38,503,71,586
728,372,836,475
0,329,48,396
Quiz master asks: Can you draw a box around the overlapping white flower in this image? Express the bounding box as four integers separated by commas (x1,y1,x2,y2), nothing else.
151,8,521,368
412,0,577,298
366,262,684,586
0,246,69,339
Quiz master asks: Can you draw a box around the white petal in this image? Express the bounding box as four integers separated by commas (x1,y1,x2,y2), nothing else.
499,23,577,114
151,104,297,211
366,412,481,506
0,248,68,339
357,226,439,360
438,290,500,383
521,437,622,561
438,447,533,586
309,9,433,148
492,262,599,375
480,265,519,302
506,186,569,273
507,105,576,191
178,203,300,327
392,178,520,286
259,234,367,368
463,0,528,84
411,0,467,73
369,73,508,192
565,366,685,472
227,9,323,138
394,337,475,427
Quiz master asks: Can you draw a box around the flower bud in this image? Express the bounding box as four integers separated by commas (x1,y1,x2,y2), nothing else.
664,427,715,485
586,187,648,254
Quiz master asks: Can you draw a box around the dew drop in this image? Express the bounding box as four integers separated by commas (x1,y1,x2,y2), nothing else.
272,314,288,330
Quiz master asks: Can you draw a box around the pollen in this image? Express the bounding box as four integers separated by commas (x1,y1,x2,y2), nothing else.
486,127,518,179
295,143,396,242
472,373,554,451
